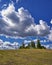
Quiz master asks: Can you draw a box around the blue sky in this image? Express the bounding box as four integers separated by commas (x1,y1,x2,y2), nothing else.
0,0,52,24
0,0,52,49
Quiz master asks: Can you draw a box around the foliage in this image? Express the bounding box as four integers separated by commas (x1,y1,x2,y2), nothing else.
37,40,42,49
36,39,46,49
41,46,46,49
19,46,23,49
19,39,46,49
30,41,35,48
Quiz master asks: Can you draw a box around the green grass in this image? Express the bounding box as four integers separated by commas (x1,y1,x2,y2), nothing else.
0,49,52,65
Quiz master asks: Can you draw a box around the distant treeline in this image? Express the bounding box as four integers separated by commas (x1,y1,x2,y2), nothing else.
19,40,46,49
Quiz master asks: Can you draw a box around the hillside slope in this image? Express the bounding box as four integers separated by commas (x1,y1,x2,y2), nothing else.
0,49,52,65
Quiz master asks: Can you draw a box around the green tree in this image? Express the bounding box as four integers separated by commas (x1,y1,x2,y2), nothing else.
41,46,46,49
19,42,25,49
28,43,30,48
37,40,42,49
19,46,23,49
30,41,35,48
22,43,25,48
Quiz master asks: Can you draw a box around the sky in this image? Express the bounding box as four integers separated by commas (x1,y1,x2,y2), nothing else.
0,0,52,49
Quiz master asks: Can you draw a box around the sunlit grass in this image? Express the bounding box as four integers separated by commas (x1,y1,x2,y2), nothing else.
0,49,52,65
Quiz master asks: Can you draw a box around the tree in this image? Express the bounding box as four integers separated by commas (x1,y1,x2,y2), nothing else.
30,41,35,48
25,43,31,49
19,46,23,49
19,42,25,49
27,43,30,48
37,40,42,49
41,46,46,49
22,43,25,48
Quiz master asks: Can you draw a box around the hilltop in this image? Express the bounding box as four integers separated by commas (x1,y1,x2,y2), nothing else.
0,49,52,65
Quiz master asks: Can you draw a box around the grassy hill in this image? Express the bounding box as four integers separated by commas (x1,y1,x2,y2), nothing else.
0,49,52,65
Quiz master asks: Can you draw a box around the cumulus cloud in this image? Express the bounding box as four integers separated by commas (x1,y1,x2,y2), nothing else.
48,30,52,41
25,20,50,36
0,39,19,49
50,19,52,24
0,3,50,38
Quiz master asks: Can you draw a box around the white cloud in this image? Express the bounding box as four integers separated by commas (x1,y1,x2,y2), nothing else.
43,44,52,49
24,40,31,43
48,30,52,41
1,4,15,17
0,3,50,38
16,0,19,3
0,39,19,49
1,4,7,9
0,39,3,45
50,19,52,24
25,20,50,36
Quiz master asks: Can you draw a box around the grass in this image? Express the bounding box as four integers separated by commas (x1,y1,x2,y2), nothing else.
0,49,52,65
